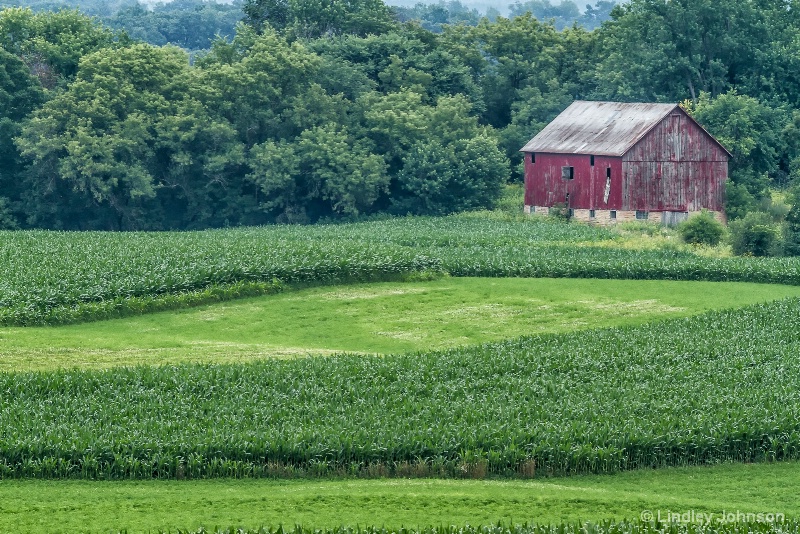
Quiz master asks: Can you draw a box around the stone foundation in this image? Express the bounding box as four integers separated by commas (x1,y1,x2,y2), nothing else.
524,206,726,226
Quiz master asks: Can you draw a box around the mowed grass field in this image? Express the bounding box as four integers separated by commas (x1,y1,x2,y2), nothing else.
2,277,800,370
2,461,799,533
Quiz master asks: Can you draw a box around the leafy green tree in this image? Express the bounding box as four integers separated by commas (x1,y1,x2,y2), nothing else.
783,184,800,257
592,0,761,103
687,91,788,219
242,0,290,33
394,134,508,214
107,0,244,50
508,0,580,30
0,197,18,229
392,1,481,33
0,8,119,85
578,0,616,30
308,27,483,108
248,124,388,221
360,90,508,214
0,48,46,227
781,110,800,186
16,43,243,229
465,14,569,128
242,0,395,38
197,27,321,147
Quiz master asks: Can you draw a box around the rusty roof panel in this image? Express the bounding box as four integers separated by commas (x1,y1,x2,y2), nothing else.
520,101,678,156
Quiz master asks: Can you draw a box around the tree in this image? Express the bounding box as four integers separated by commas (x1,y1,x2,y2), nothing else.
360,91,508,214
108,0,244,51
729,211,784,257
592,0,762,103
248,124,388,221
687,91,788,219
394,134,508,214
243,0,290,33
508,0,580,30
308,26,483,108
0,8,119,85
16,43,243,229
242,0,395,38
465,14,569,128
0,48,46,227
677,210,725,246
196,27,321,147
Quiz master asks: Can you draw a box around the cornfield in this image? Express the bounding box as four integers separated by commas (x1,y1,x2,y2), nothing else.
2,216,800,325
1,298,799,479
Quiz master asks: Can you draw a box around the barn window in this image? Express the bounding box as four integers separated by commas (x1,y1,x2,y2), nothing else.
562,166,574,180
590,155,595,166
610,210,617,219
531,153,535,163
606,168,611,178
589,209,596,218
636,210,649,220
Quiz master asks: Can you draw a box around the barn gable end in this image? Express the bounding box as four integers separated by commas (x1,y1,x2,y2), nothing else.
623,106,730,163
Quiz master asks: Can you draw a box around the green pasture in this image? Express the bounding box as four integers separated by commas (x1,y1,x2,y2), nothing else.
1,461,798,533
2,277,800,370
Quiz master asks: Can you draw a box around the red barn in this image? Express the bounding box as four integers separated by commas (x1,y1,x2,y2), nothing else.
520,101,730,225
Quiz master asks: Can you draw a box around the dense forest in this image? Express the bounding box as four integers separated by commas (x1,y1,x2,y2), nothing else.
1,0,799,230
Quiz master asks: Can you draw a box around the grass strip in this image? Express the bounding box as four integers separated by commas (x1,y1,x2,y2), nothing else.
1,461,798,533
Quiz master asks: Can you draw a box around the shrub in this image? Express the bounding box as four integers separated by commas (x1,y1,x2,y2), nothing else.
678,210,725,246
548,202,571,220
728,211,784,256
784,202,800,256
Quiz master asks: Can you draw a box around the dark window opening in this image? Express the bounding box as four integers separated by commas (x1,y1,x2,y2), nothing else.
606,167,611,178
590,155,595,166
610,210,617,219
636,210,649,220
562,166,574,180
589,209,596,218
531,153,535,163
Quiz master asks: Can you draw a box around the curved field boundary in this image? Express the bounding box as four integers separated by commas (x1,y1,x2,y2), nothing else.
2,298,800,479
3,217,800,325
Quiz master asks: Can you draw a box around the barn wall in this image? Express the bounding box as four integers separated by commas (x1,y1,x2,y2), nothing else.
624,109,729,163
524,152,624,210
621,161,727,211
622,109,727,212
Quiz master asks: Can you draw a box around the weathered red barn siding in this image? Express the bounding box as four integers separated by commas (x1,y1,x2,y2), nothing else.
524,153,624,210
621,108,727,212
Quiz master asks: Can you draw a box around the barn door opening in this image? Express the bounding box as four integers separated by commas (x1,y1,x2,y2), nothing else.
603,167,611,204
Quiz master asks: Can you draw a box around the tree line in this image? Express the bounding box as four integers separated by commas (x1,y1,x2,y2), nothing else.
1,0,800,230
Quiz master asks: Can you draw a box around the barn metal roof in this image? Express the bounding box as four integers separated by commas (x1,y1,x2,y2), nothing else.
520,101,683,156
